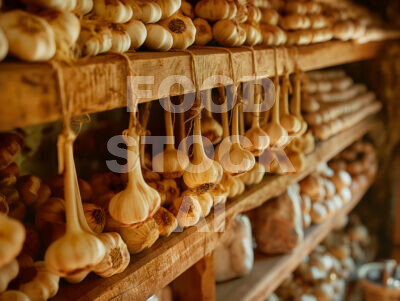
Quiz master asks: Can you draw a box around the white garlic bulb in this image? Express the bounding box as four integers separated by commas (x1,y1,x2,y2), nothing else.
109,25,131,53
212,19,239,47
144,24,173,51
93,0,133,23
160,12,196,50
0,28,8,62
127,0,162,23
153,0,181,19
122,19,147,50
23,0,77,11
77,21,112,56
74,0,94,15
0,10,56,62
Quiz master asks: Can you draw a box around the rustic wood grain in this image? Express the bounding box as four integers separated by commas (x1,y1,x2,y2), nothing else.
215,179,373,301
52,118,378,301
0,41,395,131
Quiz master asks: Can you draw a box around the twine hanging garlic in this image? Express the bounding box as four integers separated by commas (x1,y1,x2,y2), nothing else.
193,18,212,46
92,0,133,23
0,28,8,62
144,24,173,51
153,0,181,19
160,12,196,50
127,0,162,23
109,24,131,53
242,83,270,156
108,115,161,225
153,98,189,178
122,19,147,50
183,107,223,193
201,90,223,145
44,130,105,278
93,232,130,278
0,214,25,269
280,72,301,135
74,0,93,15
0,10,56,62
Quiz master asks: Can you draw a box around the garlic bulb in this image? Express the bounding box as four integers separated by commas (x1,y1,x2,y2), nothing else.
214,87,232,163
153,0,181,19
0,290,29,301
242,84,270,156
23,0,77,11
153,207,178,236
221,173,244,198
220,101,255,177
0,163,18,187
0,133,23,170
74,0,93,15
83,203,106,233
195,0,230,21
193,18,212,46
38,10,80,49
234,1,248,24
0,28,8,62
18,261,60,301
118,218,160,254
290,72,308,136
201,90,223,144
122,19,147,50
44,130,105,278
109,24,131,53
182,190,213,218
0,10,56,62
144,24,173,51
280,72,301,134
247,4,261,23
153,98,189,178
0,195,8,215
183,110,223,193
212,19,239,47
93,232,130,278
241,23,262,46
77,21,112,56
17,175,41,207
148,179,179,206
0,259,18,292
93,0,133,23
160,12,196,50
170,194,202,228
211,183,228,205
181,0,195,18
239,161,265,185
234,22,247,46
0,214,25,269
127,0,162,23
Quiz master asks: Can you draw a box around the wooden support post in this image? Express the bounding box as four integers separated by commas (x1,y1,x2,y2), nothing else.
392,149,400,256
172,253,216,301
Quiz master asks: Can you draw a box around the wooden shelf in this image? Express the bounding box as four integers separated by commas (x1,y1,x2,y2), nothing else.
53,118,379,301
0,39,396,132
216,178,372,301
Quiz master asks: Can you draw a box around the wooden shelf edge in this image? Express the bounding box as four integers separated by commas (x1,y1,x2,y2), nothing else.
0,39,396,132
216,178,373,301
53,118,378,301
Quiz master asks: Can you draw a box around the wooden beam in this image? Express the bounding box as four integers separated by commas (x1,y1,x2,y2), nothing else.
172,254,216,301
53,118,379,301
0,40,396,131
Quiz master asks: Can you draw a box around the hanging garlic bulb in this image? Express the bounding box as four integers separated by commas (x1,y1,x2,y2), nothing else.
239,161,265,185
264,75,289,148
183,106,223,193
44,130,105,278
38,10,80,49
195,0,231,21
170,193,202,228
122,19,147,50
182,191,213,218
0,10,56,62
160,12,196,50
109,24,131,53
242,83,270,156
144,24,173,51
74,0,93,15
0,28,7,62
153,0,181,19
193,18,212,46
153,98,189,178
215,86,232,162
0,214,25,269
211,183,229,205
77,21,112,56
22,0,77,11
92,0,133,23
290,72,308,136
201,90,223,145
127,0,162,23
280,72,301,135
153,207,178,236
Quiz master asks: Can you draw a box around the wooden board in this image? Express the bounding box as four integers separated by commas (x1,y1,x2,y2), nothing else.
53,118,378,301
0,40,396,132
216,179,372,301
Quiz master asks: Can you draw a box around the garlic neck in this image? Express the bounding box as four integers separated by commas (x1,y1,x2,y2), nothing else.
164,99,175,150
220,88,230,140
204,89,213,118
271,75,281,125
281,73,290,115
231,103,241,145
251,83,260,129
193,114,206,165
293,73,302,117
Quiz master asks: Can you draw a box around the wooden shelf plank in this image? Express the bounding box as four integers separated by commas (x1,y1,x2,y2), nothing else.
216,178,372,301
52,118,378,301
0,40,396,132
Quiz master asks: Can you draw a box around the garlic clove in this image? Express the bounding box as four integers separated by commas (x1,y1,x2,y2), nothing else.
93,232,130,278
160,12,196,50
153,207,178,236
64,270,90,284
83,203,106,233
0,290,29,301
122,19,147,50
109,24,131,53
153,0,181,19
193,18,212,46
144,24,173,51
118,218,160,254
74,0,93,15
240,161,265,185
127,0,162,23
0,28,8,62
93,0,133,23
0,10,56,62
0,214,25,269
